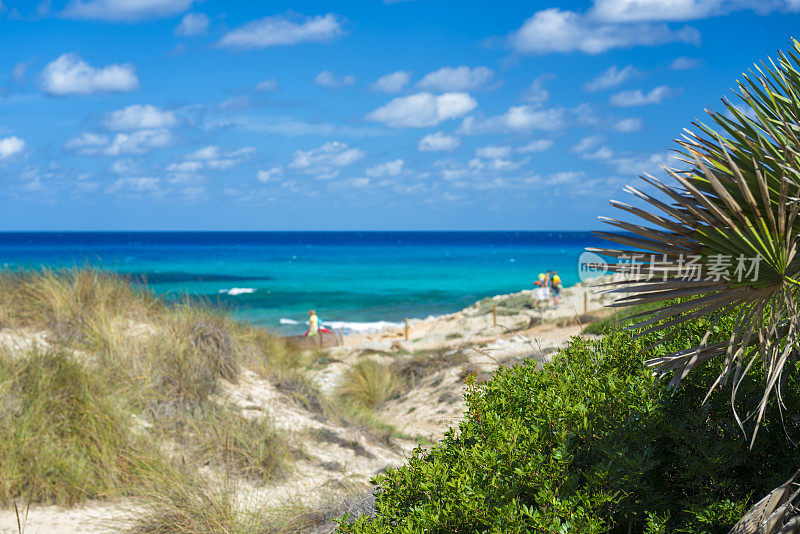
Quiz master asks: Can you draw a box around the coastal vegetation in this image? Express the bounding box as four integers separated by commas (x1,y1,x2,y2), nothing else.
338,313,800,532
0,269,287,509
336,40,800,532
0,268,399,532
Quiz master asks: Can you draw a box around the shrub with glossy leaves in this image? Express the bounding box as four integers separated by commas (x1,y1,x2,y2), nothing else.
337,314,800,533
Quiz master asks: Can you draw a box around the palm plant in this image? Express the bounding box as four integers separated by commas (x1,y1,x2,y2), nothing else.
591,39,800,447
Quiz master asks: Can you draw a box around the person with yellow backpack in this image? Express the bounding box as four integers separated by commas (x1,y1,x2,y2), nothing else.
550,271,562,307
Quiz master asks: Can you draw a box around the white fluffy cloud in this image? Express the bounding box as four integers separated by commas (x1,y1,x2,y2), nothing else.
460,105,565,134
164,145,255,185
102,130,173,156
590,0,800,22
366,159,404,178
583,65,637,92
610,85,673,106
571,135,604,153
366,92,477,128
289,142,364,179
110,159,137,174
521,74,553,103
255,78,279,91
257,167,283,183
475,145,511,159
611,151,668,174
0,136,25,159
571,136,668,174
417,66,495,92
314,70,355,88
418,132,460,152
670,56,702,69
517,139,554,153
107,177,161,195
175,12,209,36
102,105,177,131
67,102,179,157
613,117,643,132
66,129,172,156
11,62,29,83
546,171,584,185
508,8,699,54
371,71,411,93
167,161,203,173
218,13,344,49
40,54,139,96
468,156,530,173
506,1,799,57
64,132,109,152
62,0,195,21
591,0,721,21
184,145,256,170
582,146,615,160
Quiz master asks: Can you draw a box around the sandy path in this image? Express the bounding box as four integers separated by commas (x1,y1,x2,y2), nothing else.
0,501,131,534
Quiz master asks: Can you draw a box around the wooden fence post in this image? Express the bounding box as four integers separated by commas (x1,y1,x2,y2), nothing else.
584,292,588,314
405,318,409,341
493,304,497,327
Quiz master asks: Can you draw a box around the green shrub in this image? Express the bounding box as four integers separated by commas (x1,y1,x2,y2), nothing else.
337,313,800,533
581,302,661,335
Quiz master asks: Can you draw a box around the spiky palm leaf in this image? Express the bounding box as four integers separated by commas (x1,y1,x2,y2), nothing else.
728,469,800,534
591,39,800,446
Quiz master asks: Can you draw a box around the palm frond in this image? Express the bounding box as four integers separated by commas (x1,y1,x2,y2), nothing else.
593,38,800,445
728,469,800,534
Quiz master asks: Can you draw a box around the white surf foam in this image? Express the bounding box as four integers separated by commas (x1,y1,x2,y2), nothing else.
278,318,402,333
218,287,256,296
322,320,403,333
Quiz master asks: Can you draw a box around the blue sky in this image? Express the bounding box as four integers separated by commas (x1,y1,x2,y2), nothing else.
0,0,798,231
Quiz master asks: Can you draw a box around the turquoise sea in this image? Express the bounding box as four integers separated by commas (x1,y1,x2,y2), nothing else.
0,232,605,335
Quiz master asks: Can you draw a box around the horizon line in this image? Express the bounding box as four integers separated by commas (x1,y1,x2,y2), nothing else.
0,229,604,233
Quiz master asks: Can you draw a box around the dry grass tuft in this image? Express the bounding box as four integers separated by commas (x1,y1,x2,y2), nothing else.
128,460,273,534
309,428,373,458
156,405,290,483
0,346,136,506
273,370,327,415
272,487,375,534
0,268,159,344
393,348,470,388
337,359,402,410
190,321,238,382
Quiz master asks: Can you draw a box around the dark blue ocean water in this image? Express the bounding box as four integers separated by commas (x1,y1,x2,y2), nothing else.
0,232,605,335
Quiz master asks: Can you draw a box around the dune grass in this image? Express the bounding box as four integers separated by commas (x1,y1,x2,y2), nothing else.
392,348,470,388
0,346,135,506
127,458,275,534
0,267,422,534
337,359,403,410
0,268,311,514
